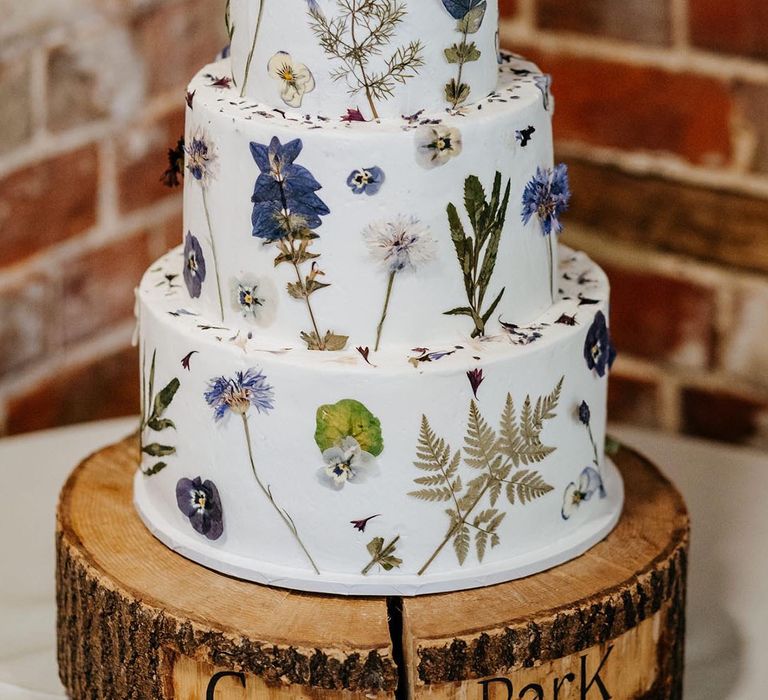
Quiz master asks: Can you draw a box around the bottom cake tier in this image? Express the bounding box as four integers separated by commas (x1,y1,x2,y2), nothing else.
134,246,622,595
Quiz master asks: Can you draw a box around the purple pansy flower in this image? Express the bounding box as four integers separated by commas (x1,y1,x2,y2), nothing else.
584,311,617,378
521,164,571,237
176,477,224,539
204,368,274,421
561,467,605,520
183,232,206,298
250,136,330,242
347,166,385,195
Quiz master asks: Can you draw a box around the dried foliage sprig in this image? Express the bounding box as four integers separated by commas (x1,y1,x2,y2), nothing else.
410,377,562,575
309,0,425,119
444,172,512,338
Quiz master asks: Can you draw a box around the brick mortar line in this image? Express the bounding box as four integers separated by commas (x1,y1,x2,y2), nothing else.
0,89,186,178
0,320,136,404
556,140,768,200
0,194,182,288
669,0,690,51
566,225,768,291
500,21,768,84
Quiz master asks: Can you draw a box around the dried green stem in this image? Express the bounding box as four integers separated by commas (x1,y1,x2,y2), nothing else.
240,0,265,97
374,271,396,352
201,188,225,322
241,414,320,574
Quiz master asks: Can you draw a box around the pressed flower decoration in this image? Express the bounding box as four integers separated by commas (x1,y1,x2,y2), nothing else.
250,136,347,351
444,172,511,337
315,399,384,490
347,166,385,196
309,0,425,120
162,137,185,188
584,311,617,378
182,232,207,299
230,276,276,326
186,127,225,320
268,51,316,108
521,164,571,303
140,349,180,476
577,400,607,497
176,477,224,540
467,368,484,399
204,369,320,573
561,467,604,520
440,0,488,108
363,215,436,350
362,535,403,575
410,378,562,574
417,125,463,168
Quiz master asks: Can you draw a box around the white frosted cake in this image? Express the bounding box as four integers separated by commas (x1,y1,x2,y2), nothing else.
134,0,622,596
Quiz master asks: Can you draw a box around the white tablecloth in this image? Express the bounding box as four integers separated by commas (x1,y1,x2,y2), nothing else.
0,418,766,699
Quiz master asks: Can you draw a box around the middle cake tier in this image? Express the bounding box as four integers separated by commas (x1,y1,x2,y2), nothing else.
182,53,558,352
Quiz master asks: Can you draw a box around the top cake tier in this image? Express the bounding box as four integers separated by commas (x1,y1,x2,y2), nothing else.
228,0,501,119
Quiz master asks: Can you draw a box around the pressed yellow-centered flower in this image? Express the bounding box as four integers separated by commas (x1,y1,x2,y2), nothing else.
268,51,316,108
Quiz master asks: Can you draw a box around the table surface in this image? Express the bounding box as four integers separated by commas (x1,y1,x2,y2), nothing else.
0,418,766,700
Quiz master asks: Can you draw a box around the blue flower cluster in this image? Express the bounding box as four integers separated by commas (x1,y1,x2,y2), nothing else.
204,368,275,421
250,137,330,242
521,164,571,237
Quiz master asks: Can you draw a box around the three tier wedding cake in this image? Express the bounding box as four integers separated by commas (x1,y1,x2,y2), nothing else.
134,0,622,595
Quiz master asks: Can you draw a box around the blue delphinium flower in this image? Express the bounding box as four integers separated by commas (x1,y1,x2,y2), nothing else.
441,0,486,20
521,164,571,236
250,136,330,242
175,476,224,540
204,368,274,421
183,232,206,298
561,467,605,520
584,311,617,378
346,166,385,195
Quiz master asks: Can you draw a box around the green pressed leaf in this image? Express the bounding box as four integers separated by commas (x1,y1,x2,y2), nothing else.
464,175,486,236
142,461,168,476
480,287,505,325
323,332,349,351
505,470,554,505
453,523,470,565
305,278,331,296
315,399,384,456
367,537,384,558
152,378,180,419
142,443,176,458
457,3,487,33
444,45,462,64
464,400,498,471
146,417,175,432
286,281,306,300
444,78,470,106
443,306,474,317
444,42,481,64
148,350,156,419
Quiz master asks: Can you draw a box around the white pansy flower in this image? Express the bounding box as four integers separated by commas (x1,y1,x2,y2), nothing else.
268,51,316,108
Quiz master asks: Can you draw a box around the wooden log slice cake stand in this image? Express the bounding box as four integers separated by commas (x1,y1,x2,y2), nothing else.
56,436,688,699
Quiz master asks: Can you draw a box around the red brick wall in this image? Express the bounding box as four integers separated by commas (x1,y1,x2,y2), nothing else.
501,0,768,448
0,0,225,434
1,1,767,450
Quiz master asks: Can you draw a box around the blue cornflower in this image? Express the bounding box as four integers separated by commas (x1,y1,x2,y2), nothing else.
175,477,224,540
521,164,571,236
250,136,330,242
584,311,617,378
346,166,385,195
183,232,206,298
204,368,274,421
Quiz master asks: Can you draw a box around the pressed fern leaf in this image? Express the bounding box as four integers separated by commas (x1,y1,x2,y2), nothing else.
410,416,462,502
453,523,470,565
505,470,554,505
464,400,499,470
535,376,563,423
